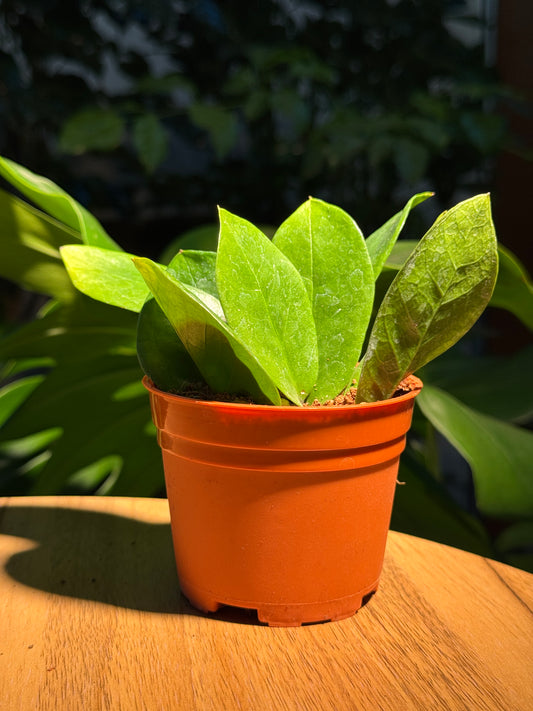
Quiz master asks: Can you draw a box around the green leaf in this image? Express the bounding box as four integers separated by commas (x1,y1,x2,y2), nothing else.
168,249,218,297
1,357,159,496
358,194,498,402
137,297,202,393
273,197,374,402
382,240,533,332
366,192,433,278
133,114,169,174
216,208,318,404
0,296,162,496
0,375,46,428
0,294,138,363
417,386,533,518
133,257,281,404
59,108,124,154
0,189,80,301
419,346,533,424
136,251,216,393
0,156,120,250
60,245,149,312
490,245,533,330
391,448,494,557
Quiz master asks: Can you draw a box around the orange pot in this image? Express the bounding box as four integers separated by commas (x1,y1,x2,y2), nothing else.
144,376,422,626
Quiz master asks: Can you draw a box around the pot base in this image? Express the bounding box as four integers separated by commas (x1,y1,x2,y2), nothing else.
180,578,380,627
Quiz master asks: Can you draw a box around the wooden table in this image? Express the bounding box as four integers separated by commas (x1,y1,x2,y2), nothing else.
1,496,531,711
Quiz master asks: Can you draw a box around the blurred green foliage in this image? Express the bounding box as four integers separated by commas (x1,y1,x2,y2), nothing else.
0,0,516,234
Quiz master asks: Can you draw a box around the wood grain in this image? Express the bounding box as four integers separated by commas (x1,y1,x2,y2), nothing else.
1,496,532,711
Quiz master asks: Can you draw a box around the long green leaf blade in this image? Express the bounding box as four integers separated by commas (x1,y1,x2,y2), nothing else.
366,191,433,278
357,194,498,402
216,208,318,404
133,257,281,404
0,156,120,250
0,189,80,301
60,245,149,312
418,386,533,518
273,197,374,402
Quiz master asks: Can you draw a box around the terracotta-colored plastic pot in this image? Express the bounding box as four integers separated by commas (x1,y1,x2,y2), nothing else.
144,376,422,626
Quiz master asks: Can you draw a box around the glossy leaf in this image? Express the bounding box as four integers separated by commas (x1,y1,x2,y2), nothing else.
137,298,202,393
133,257,281,404
168,249,218,297
133,114,169,174
137,251,217,393
60,245,149,312
384,240,533,332
0,189,80,301
366,191,433,278
357,194,498,402
0,156,119,250
216,208,318,404
417,386,533,518
273,197,373,401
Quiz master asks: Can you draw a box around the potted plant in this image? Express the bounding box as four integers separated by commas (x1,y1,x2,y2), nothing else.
57,190,497,625
0,156,498,624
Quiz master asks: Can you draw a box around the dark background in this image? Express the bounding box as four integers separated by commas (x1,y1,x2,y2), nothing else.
1,0,530,270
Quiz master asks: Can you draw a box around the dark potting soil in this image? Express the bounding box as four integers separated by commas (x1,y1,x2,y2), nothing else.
173,374,421,407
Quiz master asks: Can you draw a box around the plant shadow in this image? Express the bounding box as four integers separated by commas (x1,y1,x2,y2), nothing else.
0,503,262,625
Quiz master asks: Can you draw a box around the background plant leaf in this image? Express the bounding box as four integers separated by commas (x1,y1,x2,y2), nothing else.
60,245,149,312
417,385,533,518
489,245,533,330
0,156,120,250
0,189,80,301
419,346,533,424
0,294,163,496
188,103,239,160
216,208,318,404
391,447,495,557
59,108,125,154
133,113,169,174
358,194,498,401
273,197,374,401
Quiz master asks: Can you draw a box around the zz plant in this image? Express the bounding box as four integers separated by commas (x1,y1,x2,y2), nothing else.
60,191,498,405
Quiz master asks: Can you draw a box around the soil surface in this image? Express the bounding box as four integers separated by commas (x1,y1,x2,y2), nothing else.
174,374,422,407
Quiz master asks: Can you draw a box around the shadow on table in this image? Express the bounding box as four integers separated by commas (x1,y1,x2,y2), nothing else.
0,504,262,624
